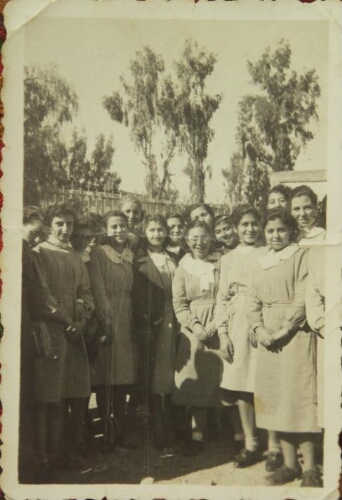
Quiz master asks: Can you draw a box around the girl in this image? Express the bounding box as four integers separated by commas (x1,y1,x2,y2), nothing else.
166,213,187,263
186,203,215,226
267,185,292,211
32,203,94,477
247,208,321,487
132,214,178,450
216,205,269,468
172,221,222,456
290,185,325,245
88,210,137,450
213,214,237,254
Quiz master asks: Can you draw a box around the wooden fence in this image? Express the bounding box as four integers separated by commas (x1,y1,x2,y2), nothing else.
40,189,226,217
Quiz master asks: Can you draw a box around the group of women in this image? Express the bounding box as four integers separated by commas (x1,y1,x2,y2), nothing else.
20,184,326,487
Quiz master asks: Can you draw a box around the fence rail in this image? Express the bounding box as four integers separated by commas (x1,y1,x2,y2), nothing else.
40,189,226,216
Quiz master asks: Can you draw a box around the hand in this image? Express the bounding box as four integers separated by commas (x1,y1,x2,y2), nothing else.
256,327,273,348
99,324,113,345
204,320,217,339
192,323,208,343
76,301,85,320
249,328,258,348
271,326,291,343
65,319,85,342
220,335,234,363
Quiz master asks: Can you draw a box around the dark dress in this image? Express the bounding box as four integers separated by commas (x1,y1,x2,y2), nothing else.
32,240,94,402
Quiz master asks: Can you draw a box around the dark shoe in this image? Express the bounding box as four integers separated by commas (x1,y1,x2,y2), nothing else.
301,469,323,487
266,464,302,485
182,439,204,457
234,448,261,468
234,439,244,455
265,451,284,472
50,452,84,470
34,460,57,483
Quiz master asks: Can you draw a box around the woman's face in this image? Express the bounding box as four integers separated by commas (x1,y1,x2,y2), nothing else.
23,218,44,245
268,191,288,210
50,214,74,244
107,216,128,246
291,195,317,230
72,227,93,252
235,214,261,246
145,221,167,250
121,202,142,230
187,226,211,260
167,217,185,245
190,206,212,226
265,218,291,252
214,220,235,248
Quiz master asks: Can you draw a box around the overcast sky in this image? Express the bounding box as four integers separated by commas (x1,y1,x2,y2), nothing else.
24,16,328,202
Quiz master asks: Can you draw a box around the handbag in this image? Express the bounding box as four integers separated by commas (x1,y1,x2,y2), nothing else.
31,321,58,359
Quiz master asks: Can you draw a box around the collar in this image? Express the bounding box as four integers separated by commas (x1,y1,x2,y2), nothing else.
301,226,325,239
180,253,216,292
259,244,299,270
148,250,173,268
235,244,259,254
47,236,71,250
101,244,134,265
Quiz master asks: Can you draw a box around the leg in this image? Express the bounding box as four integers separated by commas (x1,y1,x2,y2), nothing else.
234,392,259,468
33,402,57,483
68,398,88,452
265,429,283,472
297,432,322,487
96,385,115,445
183,406,206,456
229,405,244,453
112,386,127,441
266,432,302,485
149,393,165,449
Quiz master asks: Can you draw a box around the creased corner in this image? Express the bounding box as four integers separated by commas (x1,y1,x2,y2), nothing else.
4,0,57,39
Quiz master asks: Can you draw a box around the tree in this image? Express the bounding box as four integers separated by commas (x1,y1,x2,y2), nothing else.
174,39,222,203
222,152,245,209
223,40,320,208
24,64,79,204
103,47,179,200
68,131,121,193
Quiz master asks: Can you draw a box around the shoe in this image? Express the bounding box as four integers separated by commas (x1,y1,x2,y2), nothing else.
182,439,204,457
49,452,84,470
234,439,244,455
265,451,284,472
266,464,302,485
301,469,323,487
234,448,261,468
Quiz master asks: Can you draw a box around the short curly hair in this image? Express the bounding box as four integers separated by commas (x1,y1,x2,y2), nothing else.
44,203,77,227
263,207,300,243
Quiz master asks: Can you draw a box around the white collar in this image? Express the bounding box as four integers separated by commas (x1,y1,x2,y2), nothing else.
235,244,258,254
148,250,172,268
301,226,325,239
259,244,299,270
180,253,215,292
47,236,71,250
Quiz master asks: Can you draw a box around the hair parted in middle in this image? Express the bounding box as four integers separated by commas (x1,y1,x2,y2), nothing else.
263,207,300,243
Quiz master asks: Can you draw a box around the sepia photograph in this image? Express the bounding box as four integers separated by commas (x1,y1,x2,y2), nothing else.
1,0,341,499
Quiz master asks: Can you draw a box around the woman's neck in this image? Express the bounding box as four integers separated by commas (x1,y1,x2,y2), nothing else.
109,239,125,254
148,244,164,253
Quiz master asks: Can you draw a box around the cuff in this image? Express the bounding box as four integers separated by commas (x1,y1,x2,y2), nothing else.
252,321,264,332
189,318,201,330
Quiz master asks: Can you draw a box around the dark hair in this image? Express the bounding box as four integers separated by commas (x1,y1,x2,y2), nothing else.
74,215,98,234
23,206,44,225
290,185,318,208
264,207,300,243
89,212,105,230
212,214,232,229
231,204,262,227
185,203,215,223
183,220,216,255
103,210,128,228
166,213,185,225
267,185,292,204
142,214,168,233
45,203,77,227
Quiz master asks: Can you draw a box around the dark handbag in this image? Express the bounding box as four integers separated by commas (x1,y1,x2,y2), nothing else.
32,321,58,359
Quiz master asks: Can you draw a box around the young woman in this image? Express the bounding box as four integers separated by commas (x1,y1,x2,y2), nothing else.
88,210,137,450
166,213,187,263
290,185,325,245
247,208,321,487
267,185,292,211
32,203,94,478
20,207,45,482
186,203,215,227
172,220,222,456
213,214,237,254
132,214,178,450
216,205,269,468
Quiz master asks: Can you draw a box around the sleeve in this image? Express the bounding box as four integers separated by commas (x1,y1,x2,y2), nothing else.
246,274,264,332
88,248,112,326
215,255,232,335
31,249,73,325
172,266,200,329
282,249,308,331
305,249,325,333
77,260,95,320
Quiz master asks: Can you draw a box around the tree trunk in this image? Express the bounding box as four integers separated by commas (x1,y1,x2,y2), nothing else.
190,162,206,203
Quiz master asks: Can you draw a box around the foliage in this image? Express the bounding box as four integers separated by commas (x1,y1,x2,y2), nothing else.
223,40,320,208
103,40,222,202
24,64,79,204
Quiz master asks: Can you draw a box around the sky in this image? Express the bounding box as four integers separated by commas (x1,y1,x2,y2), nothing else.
24,15,329,202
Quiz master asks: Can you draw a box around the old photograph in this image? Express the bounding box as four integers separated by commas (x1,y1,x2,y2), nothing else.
1,0,341,498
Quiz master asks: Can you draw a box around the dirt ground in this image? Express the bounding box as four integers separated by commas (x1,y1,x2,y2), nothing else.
53,405,322,488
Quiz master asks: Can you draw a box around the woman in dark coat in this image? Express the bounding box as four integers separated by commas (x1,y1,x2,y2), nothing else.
32,203,94,477
132,214,178,450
